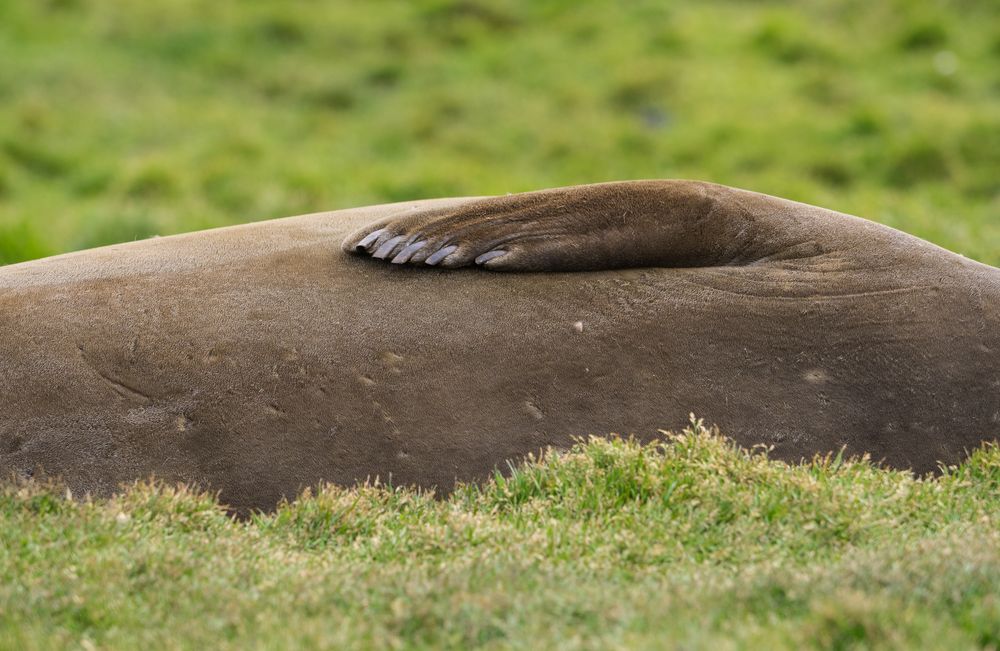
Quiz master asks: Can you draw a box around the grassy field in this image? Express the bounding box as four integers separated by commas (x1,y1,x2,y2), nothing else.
3,424,1000,649
0,0,997,266
2,1,1000,648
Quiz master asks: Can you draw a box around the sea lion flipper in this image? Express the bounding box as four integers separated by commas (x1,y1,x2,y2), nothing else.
343,180,878,272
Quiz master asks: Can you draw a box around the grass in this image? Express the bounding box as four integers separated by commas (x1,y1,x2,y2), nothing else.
2,421,1000,649
0,0,997,266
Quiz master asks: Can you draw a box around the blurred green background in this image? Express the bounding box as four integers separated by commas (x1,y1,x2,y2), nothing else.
0,0,997,266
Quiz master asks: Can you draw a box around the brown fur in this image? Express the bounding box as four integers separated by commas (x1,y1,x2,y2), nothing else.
2,181,998,513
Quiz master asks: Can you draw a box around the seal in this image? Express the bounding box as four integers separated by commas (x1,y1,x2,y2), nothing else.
1,180,997,513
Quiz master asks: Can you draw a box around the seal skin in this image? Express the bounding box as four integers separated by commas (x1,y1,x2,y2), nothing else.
1,181,998,513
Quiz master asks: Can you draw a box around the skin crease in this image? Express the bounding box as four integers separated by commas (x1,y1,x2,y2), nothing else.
1,180,998,514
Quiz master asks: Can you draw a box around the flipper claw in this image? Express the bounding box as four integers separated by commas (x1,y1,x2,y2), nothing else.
425,245,458,266
356,228,386,251
392,241,427,264
373,236,405,259
475,250,507,265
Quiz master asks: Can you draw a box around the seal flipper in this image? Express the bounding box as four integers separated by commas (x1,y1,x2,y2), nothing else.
342,180,873,272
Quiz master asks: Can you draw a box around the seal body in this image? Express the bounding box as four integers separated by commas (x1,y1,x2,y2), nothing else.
1,181,997,512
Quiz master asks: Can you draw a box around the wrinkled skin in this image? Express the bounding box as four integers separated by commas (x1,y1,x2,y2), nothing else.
1,181,998,513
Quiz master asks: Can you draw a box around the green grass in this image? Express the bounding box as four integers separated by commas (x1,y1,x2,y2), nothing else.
0,0,997,266
3,422,1000,649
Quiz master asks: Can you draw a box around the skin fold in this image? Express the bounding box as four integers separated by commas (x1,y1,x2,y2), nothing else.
1,180,998,513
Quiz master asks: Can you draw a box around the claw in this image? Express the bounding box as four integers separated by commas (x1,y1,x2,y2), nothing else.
391,241,427,264
425,245,458,266
356,228,386,251
475,250,507,265
373,236,405,259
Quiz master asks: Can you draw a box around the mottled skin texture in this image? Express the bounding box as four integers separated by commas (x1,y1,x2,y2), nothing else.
1,181,998,513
